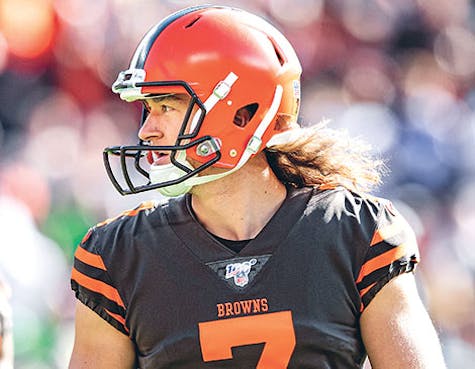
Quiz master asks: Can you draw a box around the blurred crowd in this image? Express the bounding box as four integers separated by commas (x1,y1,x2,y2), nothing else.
0,0,474,368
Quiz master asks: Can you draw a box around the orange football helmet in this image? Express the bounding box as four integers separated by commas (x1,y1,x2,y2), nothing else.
104,5,302,196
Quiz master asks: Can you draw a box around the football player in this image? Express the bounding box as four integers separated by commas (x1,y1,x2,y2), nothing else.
69,5,447,369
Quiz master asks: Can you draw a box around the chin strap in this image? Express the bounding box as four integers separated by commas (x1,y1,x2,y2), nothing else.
189,72,239,133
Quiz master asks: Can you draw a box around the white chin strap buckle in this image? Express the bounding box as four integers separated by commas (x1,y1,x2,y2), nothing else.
213,79,233,99
189,72,239,133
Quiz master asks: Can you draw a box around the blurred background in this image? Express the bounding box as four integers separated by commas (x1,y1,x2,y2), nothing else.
0,0,474,367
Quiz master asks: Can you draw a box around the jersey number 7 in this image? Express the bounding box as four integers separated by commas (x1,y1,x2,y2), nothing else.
198,311,296,368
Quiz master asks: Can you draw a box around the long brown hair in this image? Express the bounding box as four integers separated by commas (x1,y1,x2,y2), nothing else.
265,121,387,193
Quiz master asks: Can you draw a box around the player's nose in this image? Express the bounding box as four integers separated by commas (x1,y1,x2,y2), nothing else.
138,113,165,142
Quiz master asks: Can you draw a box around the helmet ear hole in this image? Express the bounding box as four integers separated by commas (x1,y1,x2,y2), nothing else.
233,103,258,128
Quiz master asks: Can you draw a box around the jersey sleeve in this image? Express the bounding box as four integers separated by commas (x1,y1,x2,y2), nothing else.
71,227,129,335
356,199,419,311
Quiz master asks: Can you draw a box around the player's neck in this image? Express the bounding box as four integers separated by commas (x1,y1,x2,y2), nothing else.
190,153,287,241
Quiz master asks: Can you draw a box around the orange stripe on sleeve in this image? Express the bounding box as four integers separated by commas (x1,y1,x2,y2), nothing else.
75,246,107,271
80,229,92,244
356,244,407,283
105,309,129,333
370,221,405,246
97,201,156,228
359,282,376,298
71,268,125,308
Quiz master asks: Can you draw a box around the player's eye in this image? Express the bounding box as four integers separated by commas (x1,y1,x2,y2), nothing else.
142,101,174,113
161,104,173,113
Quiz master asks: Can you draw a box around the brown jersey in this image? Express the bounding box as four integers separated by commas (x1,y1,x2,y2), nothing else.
71,186,419,368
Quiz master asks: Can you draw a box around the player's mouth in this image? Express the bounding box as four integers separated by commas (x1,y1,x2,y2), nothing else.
147,151,171,166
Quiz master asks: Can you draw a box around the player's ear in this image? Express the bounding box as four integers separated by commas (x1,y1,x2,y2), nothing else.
233,105,256,127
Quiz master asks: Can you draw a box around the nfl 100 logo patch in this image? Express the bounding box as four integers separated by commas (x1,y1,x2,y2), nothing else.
206,255,271,290
225,259,257,287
